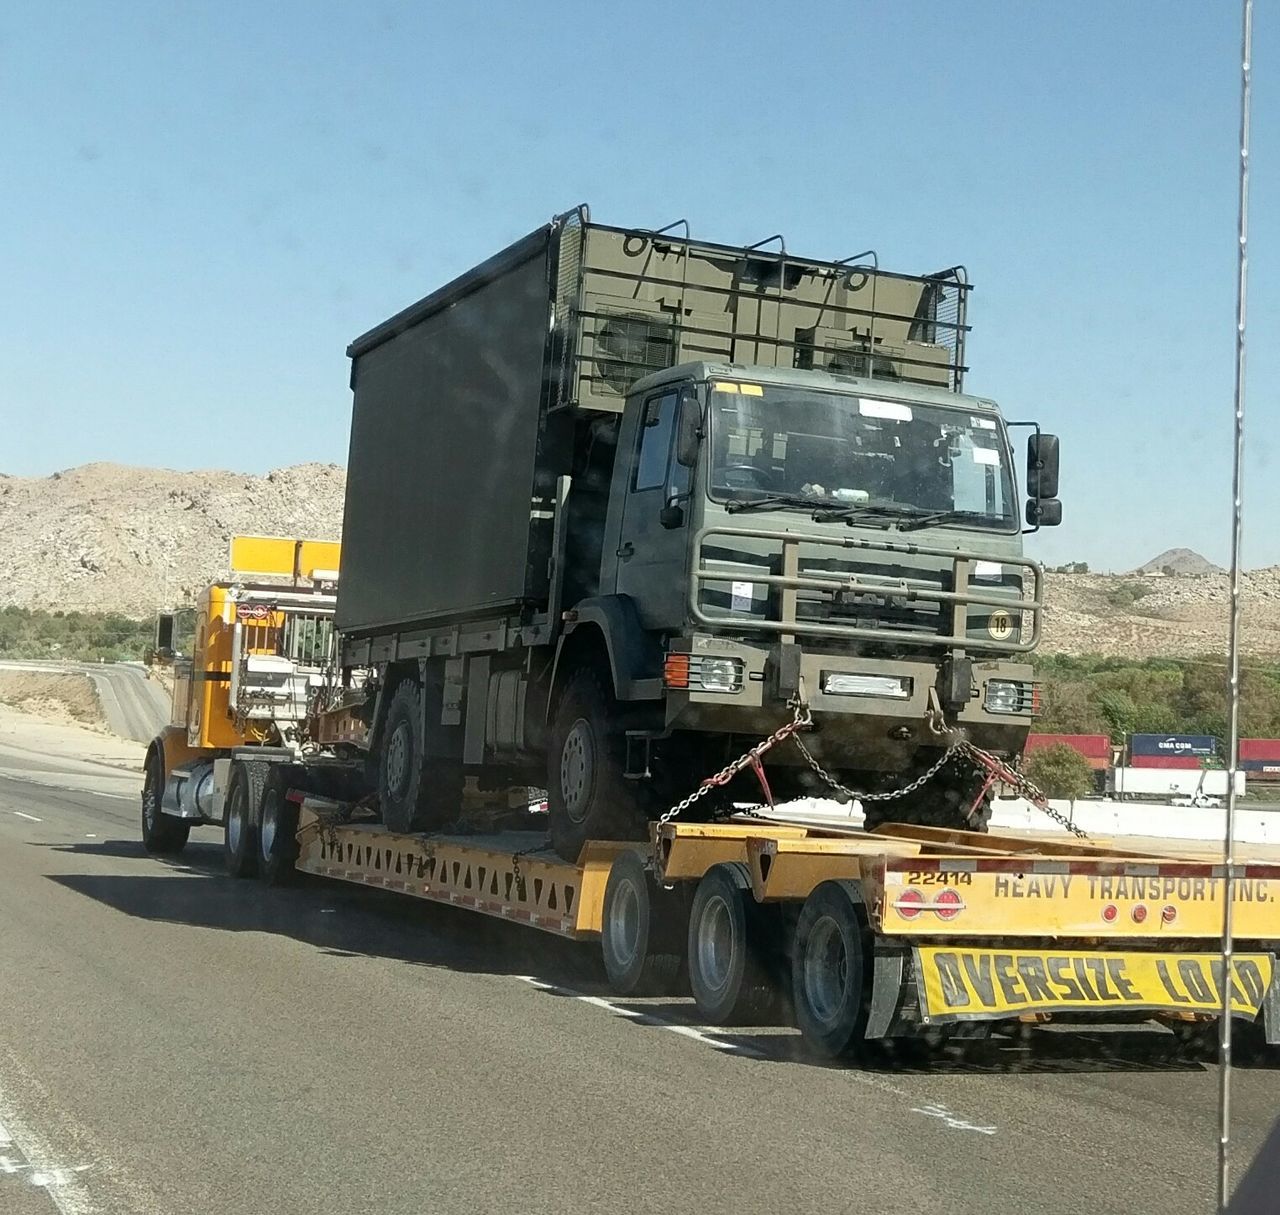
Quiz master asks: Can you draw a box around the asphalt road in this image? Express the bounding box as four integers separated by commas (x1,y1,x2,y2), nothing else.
0,660,167,742
1,752,1279,1214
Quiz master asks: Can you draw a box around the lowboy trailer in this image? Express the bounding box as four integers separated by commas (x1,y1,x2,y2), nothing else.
267,787,1280,1060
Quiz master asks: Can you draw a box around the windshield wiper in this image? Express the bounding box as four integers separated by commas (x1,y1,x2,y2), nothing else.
894,509,994,532
810,502,928,526
724,493,821,515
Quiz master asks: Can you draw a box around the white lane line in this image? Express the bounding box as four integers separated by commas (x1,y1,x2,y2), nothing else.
516,975,999,1135
0,1085,97,1215
12,812,42,822
515,976,767,1059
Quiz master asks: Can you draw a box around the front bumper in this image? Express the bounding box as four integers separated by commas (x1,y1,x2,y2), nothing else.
663,638,1032,770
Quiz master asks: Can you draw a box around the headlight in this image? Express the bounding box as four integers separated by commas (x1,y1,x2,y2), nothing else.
822,672,912,700
984,680,1027,714
663,654,745,693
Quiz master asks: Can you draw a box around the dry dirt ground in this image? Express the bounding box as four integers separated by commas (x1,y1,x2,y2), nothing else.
0,671,108,730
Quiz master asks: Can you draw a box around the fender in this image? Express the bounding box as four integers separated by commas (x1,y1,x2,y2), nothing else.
146,724,205,782
551,595,663,707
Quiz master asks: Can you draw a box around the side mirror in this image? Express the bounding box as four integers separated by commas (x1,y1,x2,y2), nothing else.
675,388,702,468
1026,498,1062,527
154,611,176,660
659,500,685,529
1027,433,1060,499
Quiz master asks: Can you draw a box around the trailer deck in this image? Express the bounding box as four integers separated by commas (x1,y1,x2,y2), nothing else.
288,796,1280,1058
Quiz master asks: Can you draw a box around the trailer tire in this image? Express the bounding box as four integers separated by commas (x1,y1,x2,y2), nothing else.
791,880,873,1059
601,850,688,996
687,863,786,1025
259,764,306,886
224,759,263,879
378,680,464,834
140,750,189,855
547,668,647,862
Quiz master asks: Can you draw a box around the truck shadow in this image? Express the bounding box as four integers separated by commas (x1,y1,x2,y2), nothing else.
44,837,1273,1078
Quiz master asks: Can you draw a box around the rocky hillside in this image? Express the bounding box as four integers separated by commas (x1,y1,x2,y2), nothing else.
0,463,345,615
1042,568,1280,658
1,463,1272,661
1136,547,1224,577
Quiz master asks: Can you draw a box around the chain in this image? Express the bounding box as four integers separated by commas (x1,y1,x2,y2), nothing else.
509,836,551,897
659,698,1090,841
655,697,813,829
954,738,1090,840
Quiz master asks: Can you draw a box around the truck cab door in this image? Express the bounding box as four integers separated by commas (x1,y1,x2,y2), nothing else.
613,385,692,630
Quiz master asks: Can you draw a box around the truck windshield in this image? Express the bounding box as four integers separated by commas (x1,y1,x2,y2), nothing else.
706,383,1017,531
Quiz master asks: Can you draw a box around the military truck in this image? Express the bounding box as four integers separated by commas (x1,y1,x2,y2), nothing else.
335,206,1059,860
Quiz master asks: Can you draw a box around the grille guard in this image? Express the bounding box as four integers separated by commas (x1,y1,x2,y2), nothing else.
689,524,1042,652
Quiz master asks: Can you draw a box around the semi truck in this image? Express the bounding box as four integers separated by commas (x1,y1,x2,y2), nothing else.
331,205,1059,860
138,209,1280,1060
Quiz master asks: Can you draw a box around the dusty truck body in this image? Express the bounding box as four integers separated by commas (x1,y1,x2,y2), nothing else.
336,206,1061,858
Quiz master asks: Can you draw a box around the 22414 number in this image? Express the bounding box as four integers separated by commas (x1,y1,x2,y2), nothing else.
906,871,974,887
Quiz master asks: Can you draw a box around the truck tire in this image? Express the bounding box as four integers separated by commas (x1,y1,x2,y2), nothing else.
378,680,464,834
687,863,786,1025
141,750,190,855
224,759,263,879
862,760,993,834
547,668,647,861
791,880,873,1059
601,850,688,996
259,764,306,886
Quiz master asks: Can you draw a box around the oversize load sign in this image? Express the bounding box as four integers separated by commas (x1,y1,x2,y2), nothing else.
914,947,1273,1022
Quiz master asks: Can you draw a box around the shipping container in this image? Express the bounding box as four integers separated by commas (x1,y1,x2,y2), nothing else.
1241,739,1280,761
1241,760,1280,776
1025,733,1110,770
1129,755,1205,771
1127,733,1218,760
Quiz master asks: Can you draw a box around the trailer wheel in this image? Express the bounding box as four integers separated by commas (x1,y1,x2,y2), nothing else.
378,680,464,833
547,669,647,861
259,764,305,886
687,863,785,1025
224,760,263,879
141,750,189,855
601,850,687,996
791,880,873,1059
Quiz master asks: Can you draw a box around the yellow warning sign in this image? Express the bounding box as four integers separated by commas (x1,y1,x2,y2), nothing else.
914,947,1273,1022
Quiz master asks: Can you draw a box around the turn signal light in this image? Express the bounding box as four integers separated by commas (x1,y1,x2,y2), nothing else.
1131,904,1148,925
1162,904,1178,924
663,655,690,689
1101,904,1118,923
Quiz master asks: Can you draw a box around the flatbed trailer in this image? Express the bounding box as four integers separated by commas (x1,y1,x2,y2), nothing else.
284,793,1280,1060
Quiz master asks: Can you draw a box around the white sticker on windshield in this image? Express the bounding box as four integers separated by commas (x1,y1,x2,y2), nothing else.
970,416,997,430
972,447,1000,465
731,581,755,612
859,398,913,422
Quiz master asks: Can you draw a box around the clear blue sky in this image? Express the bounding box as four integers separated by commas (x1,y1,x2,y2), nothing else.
0,1,1272,571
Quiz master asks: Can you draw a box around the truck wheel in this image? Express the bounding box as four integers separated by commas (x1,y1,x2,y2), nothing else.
687,863,785,1025
141,750,190,855
378,680,464,834
224,760,263,879
862,761,993,834
791,880,873,1059
548,669,647,861
259,764,305,886
601,850,688,996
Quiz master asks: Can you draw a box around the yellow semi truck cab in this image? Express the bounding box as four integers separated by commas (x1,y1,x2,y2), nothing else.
144,536,341,844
